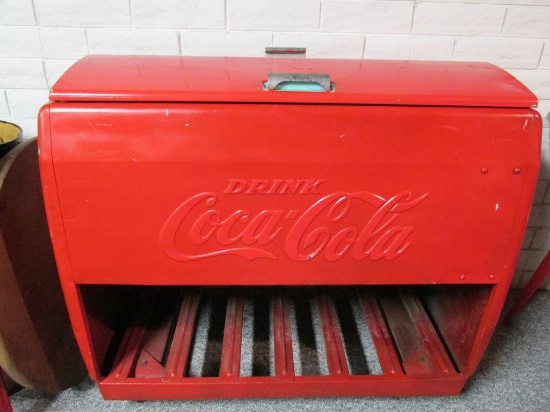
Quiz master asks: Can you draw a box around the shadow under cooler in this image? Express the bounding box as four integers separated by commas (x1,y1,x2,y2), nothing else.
38,55,541,399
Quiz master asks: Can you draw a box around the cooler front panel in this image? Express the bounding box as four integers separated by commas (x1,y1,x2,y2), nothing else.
45,103,540,285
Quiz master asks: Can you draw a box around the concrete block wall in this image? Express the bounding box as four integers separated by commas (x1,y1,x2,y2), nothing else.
1,0,549,288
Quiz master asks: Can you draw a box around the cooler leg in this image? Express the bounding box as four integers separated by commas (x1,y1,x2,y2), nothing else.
0,368,13,412
504,250,550,324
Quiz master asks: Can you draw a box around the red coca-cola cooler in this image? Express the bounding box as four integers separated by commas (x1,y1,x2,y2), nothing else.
38,55,541,399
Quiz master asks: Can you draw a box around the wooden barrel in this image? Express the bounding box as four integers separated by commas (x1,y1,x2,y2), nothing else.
0,138,87,393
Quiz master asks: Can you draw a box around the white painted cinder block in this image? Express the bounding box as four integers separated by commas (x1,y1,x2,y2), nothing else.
409,36,455,61
532,228,549,250
528,204,550,227
364,35,411,60
539,155,550,180
503,6,550,38
534,180,549,204
511,270,525,289
0,91,10,118
40,28,88,59
45,60,77,87
454,37,543,69
5,89,49,118
274,33,364,59
0,0,36,26
322,1,413,34
87,29,180,56
540,129,550,156
413,3,506,36
515,249,528,272
34,0,131,28
522,227,536,249
420,0,482,3
0,27,43,58
524,249,549,271
363,35,455,61
228,0,321,32
537,100,550,128
0,59,46,89
508,70,550,100
132,0,225,30
181,31,272,57
484,1,550,5
539,42,550,70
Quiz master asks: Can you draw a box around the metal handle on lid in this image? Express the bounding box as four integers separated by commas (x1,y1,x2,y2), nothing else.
264,72,334,92
265,47,306,58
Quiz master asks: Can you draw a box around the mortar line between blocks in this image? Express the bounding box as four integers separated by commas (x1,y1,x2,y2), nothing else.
319,1,326,33
128,0,134,28
501,7,508,36
409,0,417,35
224,0,229,30
31,0,39,26
537,42,546,69
40,60,49,88
450,37,458,61
2,91,12,117
84,28,91,54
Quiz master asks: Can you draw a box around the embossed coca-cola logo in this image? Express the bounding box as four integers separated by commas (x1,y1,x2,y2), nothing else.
159,180,428,262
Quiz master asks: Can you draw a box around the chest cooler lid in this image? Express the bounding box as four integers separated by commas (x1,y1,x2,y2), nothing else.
49,55,537,108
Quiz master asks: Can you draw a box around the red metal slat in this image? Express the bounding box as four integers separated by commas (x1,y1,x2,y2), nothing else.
272,290,294,378
111,289,160,380
114,327,144,380
115,331,148,380
358,292,403,376
163,289,201,381
378,291,437,375
135,290,184,379
219,289,244,379
109,326,133,381
315,291,349,377
399,290,456,376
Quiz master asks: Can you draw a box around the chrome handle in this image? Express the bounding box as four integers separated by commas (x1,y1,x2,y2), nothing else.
265,72,333,92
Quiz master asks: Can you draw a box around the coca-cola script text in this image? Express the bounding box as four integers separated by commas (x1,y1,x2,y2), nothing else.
159,190,429,262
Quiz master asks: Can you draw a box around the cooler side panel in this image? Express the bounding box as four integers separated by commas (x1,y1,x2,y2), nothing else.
38,104,103,380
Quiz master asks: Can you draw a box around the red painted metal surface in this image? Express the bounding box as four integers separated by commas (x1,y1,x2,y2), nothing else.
38,56,541,400
50,55,537,108
41,103,539,286
0,368,13,412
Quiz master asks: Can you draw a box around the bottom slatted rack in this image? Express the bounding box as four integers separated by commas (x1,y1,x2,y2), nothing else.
80,285,486,399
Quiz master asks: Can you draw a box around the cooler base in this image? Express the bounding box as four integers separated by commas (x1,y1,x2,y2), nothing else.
88,286,480,399
99,376,467,400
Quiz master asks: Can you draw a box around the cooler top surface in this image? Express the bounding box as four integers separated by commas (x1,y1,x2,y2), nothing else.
50,55,537,108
